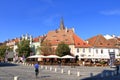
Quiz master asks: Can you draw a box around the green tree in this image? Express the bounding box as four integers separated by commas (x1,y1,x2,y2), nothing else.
40,40,54,55
56,42,70,57
0,44,7,59
17,39,31,57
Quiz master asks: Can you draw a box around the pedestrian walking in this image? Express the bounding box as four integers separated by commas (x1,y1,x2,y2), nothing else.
116,65,119,75
34,62,39,78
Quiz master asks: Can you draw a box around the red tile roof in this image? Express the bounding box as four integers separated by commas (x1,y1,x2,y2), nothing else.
108,37,120,47
33,36,45,42
45,29,74,45
87,35,117,48
73,33,91,48
44,28,90,48
14,38,19,43
33,37,39,42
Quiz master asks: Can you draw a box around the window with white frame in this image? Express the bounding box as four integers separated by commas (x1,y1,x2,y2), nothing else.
96,49,98,54
83,48,85,53
77,48,79,53
89,48,91,53
101,49,103,54
113,49,115,53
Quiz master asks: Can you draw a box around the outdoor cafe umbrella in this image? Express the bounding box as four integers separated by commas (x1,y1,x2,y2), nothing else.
27,55,45,58
45,55,60,58
61,55,75,59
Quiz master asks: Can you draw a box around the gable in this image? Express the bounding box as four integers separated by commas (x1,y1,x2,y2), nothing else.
45,29,74,45
73,33,91,48
87,35,117,48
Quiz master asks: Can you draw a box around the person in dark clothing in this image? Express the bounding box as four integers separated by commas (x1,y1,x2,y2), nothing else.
116,65,119,75
34,62,39,78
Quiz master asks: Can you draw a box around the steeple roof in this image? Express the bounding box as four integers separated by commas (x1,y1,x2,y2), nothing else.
59,18,65,30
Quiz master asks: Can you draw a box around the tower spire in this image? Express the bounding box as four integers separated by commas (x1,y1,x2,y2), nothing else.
59,17,65,30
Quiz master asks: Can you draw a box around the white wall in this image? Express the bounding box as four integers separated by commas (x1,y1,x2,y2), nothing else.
74,47,119,59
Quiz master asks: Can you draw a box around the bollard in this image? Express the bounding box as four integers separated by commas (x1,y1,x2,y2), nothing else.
45,66,48,70
14,76,18,80
29,64,31,66
27,63,29,66
25,63,27,66
55,68,57,72
61,69,64,73
24,63,26,66
68,70,71,75
41,65,43,69
50,67,52,71
77,72,80,77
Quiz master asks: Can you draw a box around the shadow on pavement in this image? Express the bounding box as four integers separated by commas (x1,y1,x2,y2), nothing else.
41,75,51,78
0,62,19,67
80,69,119,80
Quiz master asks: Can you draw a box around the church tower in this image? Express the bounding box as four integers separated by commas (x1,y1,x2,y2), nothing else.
59,18,65,30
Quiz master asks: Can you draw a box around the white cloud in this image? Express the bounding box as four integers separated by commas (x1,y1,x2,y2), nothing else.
100,10,120,15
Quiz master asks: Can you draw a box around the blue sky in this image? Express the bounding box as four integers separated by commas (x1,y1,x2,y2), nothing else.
0,0,120,42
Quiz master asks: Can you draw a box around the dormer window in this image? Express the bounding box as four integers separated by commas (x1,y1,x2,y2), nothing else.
78,43,80,45
100,43,103,45
56,40,59,42
62,34,66,36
